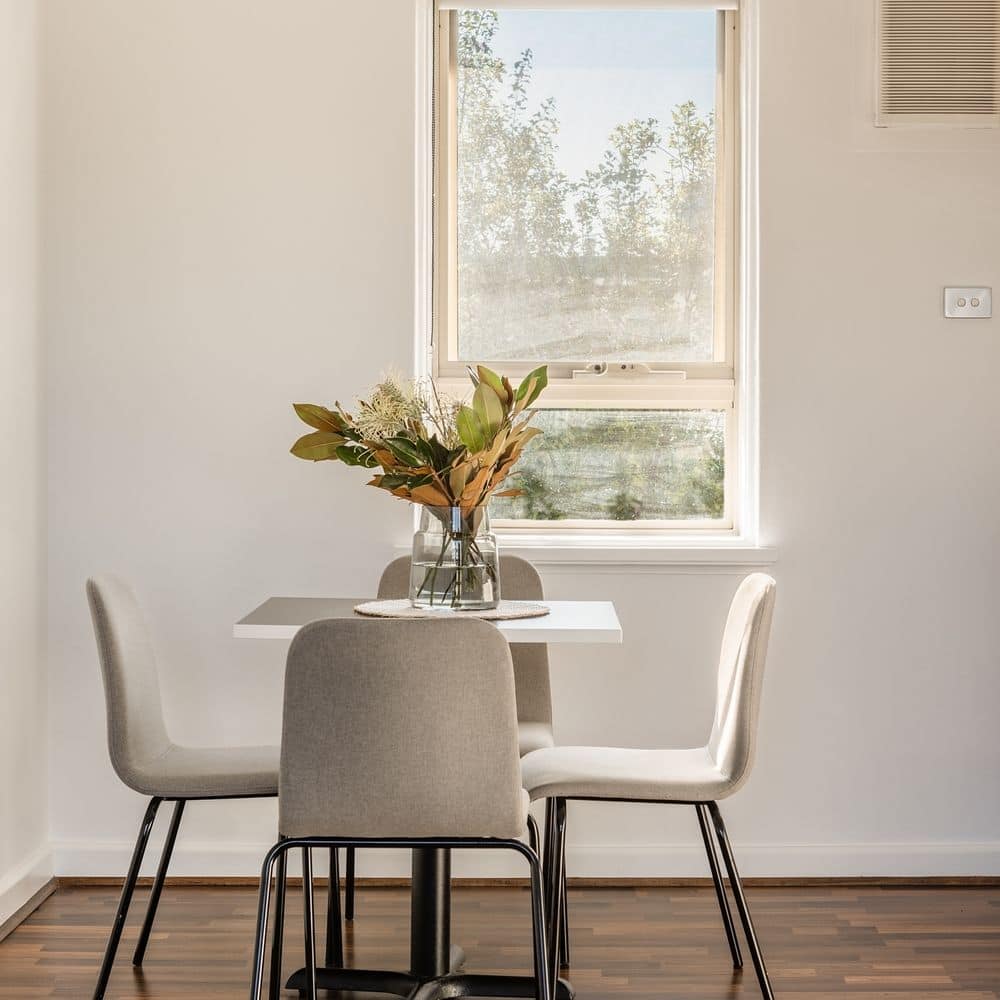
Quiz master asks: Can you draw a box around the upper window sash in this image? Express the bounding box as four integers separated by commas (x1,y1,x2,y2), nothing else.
432,8,740,393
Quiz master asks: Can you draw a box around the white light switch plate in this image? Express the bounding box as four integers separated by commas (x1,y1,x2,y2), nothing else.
944,287,992,319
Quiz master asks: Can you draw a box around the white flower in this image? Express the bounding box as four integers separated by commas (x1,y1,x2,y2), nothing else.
354,374,421,441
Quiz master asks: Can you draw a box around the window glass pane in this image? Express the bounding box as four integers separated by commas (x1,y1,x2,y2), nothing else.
456,10,718,364
491,409,725,522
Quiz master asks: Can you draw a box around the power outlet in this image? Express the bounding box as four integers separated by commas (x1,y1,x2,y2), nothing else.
944,287,992,319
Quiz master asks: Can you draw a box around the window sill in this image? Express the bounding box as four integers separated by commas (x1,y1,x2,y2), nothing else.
492,532,777,569
395,528,776,570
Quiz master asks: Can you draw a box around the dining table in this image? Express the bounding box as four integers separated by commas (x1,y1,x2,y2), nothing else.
235,595,623,1000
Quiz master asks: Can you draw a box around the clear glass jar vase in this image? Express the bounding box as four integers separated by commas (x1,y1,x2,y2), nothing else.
409,505,500,610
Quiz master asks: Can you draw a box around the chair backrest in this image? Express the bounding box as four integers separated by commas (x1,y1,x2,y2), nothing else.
706,573,777,793
379,555,552,727
279,617,525,840
86,575,172,792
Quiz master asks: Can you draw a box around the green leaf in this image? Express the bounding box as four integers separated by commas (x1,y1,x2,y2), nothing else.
514,375,535,403
517,366,549,407
456,405,486,452
335,444,368,466
383,436,425,468
476,366,509,403
422,435,451,468
290,431,346,461
512,378,535,415
473,382,504,436
293,403,343,432
380,474,411,490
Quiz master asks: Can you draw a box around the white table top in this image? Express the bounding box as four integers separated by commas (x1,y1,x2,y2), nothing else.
234,597,622,644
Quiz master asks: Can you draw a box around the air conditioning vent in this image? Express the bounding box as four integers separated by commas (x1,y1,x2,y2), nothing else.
876,0,1000,126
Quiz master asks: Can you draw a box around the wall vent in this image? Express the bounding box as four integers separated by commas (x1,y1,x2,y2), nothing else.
876,0,1000,126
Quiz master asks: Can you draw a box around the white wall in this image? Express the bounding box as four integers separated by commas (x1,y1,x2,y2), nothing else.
42,0,1000,879
0,0,50,924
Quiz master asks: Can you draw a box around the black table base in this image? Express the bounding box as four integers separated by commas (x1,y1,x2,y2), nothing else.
282,846,572,1000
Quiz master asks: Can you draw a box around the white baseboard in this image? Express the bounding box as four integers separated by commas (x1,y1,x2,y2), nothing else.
51,839,1000,880
0,845,54,927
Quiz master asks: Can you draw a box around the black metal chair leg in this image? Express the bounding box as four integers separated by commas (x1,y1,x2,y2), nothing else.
546,799,567,991
92,797,162,1000
302,849,318,1000
695,803,743,969
345,847,356,921
326,846,344,967
250,841,285,1000
707,802,774,1000
268,842,288,1000
543,798,570,970
541,800,554,939
131,798,185,966
525,817,552,1000
542,799,555,901
558,808,570,970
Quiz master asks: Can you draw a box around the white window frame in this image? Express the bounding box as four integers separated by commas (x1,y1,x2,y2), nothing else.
418,2,758,543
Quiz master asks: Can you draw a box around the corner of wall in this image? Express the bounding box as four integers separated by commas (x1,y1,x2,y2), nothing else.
0,0,51,929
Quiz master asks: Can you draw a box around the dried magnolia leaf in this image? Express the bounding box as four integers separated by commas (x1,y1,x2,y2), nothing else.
461,466,492,505
290,431,346,461
293,403,344,433
411,483,451,507
449,463,469,498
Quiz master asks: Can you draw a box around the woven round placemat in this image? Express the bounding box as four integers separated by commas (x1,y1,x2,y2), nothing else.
353,599,550,621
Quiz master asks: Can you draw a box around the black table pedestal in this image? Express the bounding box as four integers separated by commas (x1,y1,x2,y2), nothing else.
285,847,573,1000
411,848,453,978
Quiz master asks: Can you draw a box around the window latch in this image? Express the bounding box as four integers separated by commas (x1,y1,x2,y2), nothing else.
572,362,687,382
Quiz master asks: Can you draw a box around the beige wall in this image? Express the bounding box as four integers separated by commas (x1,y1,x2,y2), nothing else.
0,0,50,923
41,0,1000,878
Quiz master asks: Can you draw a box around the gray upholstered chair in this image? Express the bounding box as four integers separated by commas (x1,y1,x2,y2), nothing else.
376,555,555,755
86,576,285,1000
249,617,550,1000
340,554,560,933
521,573,777,1000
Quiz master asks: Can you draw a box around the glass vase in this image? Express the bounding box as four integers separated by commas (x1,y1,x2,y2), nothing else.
409,505,500,610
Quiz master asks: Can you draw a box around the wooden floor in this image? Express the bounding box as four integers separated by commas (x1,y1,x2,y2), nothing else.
1,883,998,998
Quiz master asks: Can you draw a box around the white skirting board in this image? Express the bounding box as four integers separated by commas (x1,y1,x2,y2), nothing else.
50,840,1000,880
0,846,54,929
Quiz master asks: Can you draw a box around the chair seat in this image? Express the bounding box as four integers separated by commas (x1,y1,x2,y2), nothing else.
129,743,279,799
518,721,554,757
520,744,734,803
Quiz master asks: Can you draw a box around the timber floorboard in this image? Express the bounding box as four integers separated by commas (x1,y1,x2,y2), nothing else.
0,884,997,998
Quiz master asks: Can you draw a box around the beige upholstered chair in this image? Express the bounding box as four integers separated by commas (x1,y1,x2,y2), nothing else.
521,573,777,999
249,617,550,1000
86,576,283,1000
376,555,554,755
340,555,558,927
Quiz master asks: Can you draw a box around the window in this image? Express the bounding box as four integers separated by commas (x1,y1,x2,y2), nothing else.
432,2,741,531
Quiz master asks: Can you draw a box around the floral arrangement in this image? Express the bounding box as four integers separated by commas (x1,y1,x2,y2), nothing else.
289,365,548,512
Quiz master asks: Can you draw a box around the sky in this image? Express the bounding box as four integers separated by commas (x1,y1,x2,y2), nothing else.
482,10,717,179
